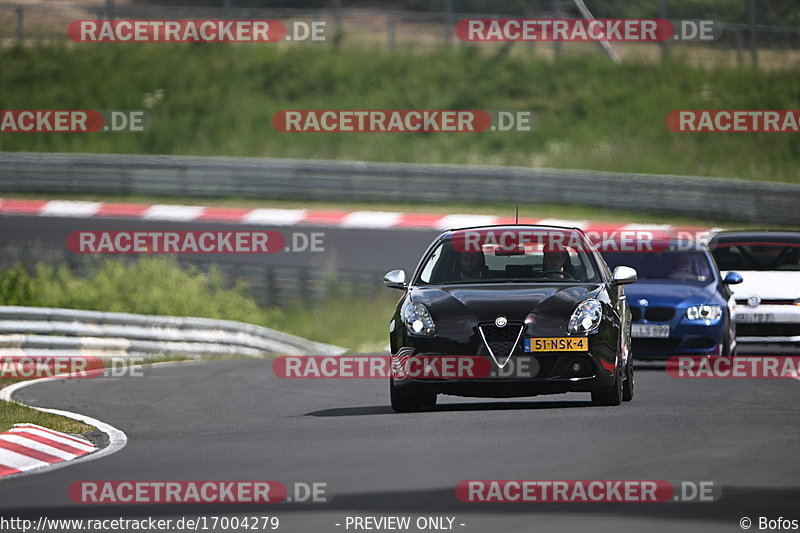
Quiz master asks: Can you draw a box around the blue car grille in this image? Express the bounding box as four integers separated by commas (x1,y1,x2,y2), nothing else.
645,307,675,322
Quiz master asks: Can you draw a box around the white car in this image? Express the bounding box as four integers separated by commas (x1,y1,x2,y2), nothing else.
708,231,800,351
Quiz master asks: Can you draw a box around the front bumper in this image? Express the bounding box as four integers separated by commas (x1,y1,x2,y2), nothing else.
391,351,617,398
631,317,726,359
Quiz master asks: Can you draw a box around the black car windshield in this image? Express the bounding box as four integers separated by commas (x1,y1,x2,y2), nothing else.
710,238,800,271
417,230,600,284
603,250,714,283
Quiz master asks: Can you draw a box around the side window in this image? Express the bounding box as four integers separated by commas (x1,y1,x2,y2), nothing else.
598,252,613,281
419,243,442,284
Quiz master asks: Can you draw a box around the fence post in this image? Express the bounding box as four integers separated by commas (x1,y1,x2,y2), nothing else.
333,0,343,48
106,0,116,20
223,0,232,19
747,0,758,67
15,7,23,42
387,13,396,51
443,0,453,48
525,2,536,54
658,0,670,60
552,0,562,59
735,28,744,66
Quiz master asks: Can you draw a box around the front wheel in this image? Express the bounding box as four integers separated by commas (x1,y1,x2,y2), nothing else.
390,379,437,413
592,368,623,406
722,332,737,356
622,361,634,402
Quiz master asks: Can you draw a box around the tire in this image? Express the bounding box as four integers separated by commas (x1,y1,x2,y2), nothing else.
622,361,634,402
390,379,437,413
722,332,737,356
592,368,623,406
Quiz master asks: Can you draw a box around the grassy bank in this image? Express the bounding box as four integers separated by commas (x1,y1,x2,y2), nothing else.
0,44,797,182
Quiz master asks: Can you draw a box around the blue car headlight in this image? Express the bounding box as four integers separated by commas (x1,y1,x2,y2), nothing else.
568,299,603,334
686,305,722,321
403,301,436,336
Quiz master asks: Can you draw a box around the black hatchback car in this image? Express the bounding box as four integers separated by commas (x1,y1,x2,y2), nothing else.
384,225,637,412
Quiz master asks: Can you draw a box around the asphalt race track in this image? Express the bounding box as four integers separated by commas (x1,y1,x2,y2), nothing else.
0,359,798,533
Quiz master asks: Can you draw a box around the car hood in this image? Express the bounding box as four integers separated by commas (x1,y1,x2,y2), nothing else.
624,280,718,307
410,283,603,323
722,270,800,300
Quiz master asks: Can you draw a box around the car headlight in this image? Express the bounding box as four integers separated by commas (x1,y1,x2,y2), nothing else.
568,299,603,334
686,305,722,320
403,302,436,336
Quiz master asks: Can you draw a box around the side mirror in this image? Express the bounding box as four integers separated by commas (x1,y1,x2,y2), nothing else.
611,265,637,286
383,269,407,290
723,271,743,285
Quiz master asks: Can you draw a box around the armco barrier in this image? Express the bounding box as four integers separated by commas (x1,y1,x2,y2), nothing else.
0,152,798,224
0,306,346,358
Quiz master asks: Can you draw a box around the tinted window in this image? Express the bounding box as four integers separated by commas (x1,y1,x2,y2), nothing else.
710,239,800,271
603,251,714,283
418,234,599,284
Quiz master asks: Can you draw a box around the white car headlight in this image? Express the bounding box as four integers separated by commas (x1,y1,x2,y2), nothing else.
686,305,722,320
403,302,436,336
568,299,602,334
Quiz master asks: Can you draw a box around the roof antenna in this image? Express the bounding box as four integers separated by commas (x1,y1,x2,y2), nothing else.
515,204,519,224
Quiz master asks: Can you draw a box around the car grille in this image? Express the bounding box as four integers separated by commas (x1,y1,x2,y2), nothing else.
736,299,794,306
737,323,800,337
629,306,674,322
479,323,524,359
644,307,675,322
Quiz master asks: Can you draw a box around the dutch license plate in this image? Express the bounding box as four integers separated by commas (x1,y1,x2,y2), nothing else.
631,324,670,338
525,337,588,352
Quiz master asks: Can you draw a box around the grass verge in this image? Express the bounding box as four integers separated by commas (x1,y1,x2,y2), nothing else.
0,399,95,434
0,44,798,182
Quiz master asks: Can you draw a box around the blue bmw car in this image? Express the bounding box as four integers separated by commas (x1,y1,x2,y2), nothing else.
601,241,742,359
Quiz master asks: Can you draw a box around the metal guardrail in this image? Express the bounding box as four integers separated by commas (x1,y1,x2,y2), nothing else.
0,305,346,358
0,152,798,224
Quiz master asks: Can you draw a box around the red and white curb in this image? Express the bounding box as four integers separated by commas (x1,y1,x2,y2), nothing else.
0,378,127,480
0,423,96,478
0,198,710,234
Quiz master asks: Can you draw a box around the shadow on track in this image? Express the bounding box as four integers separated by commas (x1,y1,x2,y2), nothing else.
305,399,594,417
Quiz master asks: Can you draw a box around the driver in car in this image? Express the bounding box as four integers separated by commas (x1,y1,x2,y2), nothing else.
542,250,569,279
456,250,487,280
669,254,698,280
